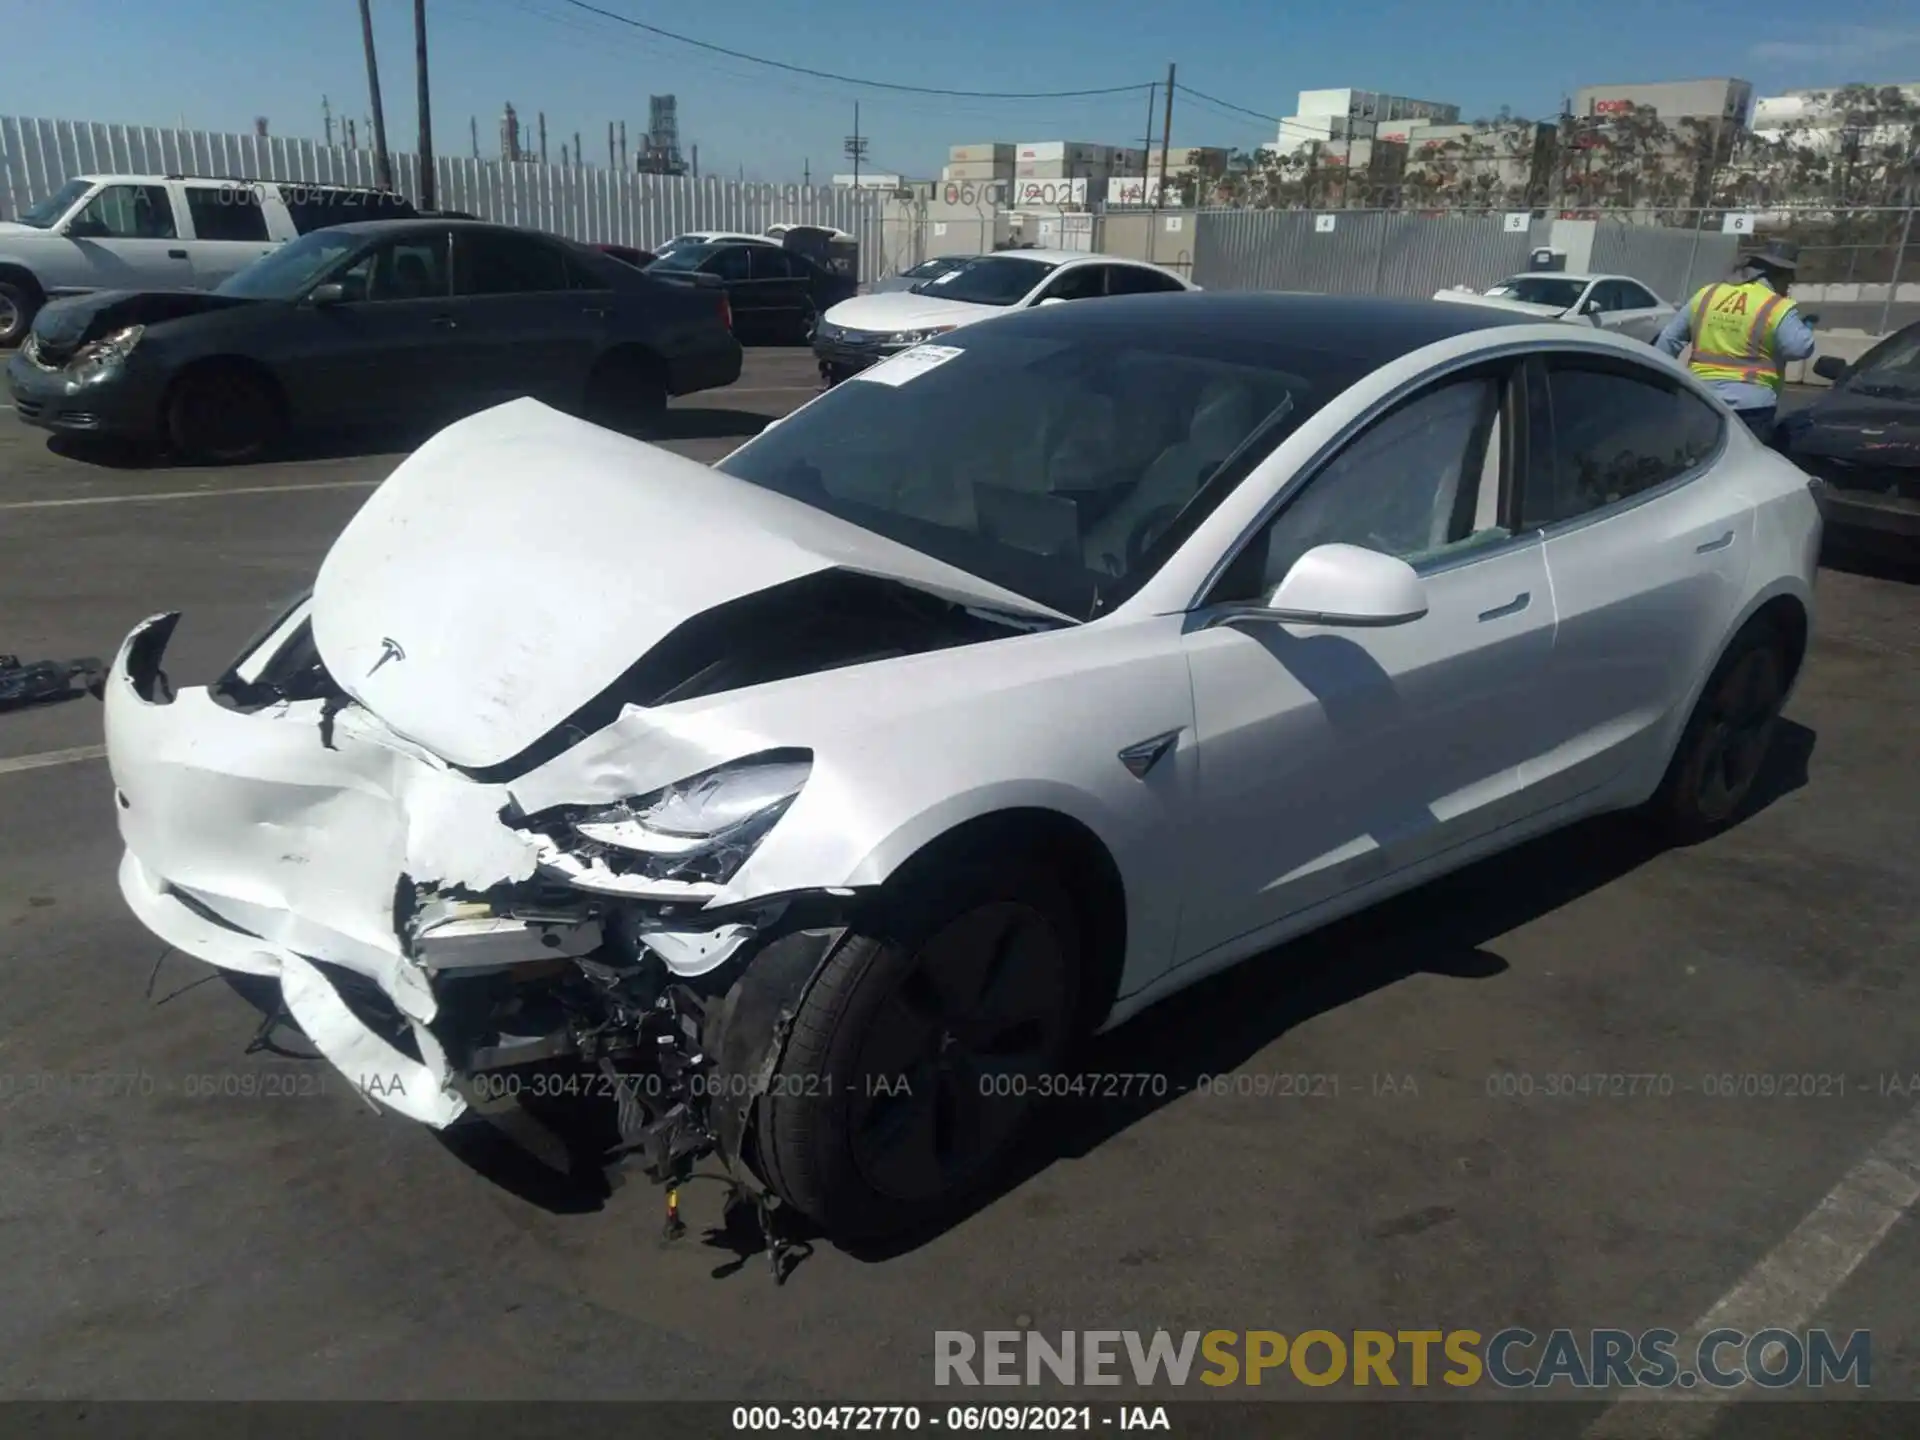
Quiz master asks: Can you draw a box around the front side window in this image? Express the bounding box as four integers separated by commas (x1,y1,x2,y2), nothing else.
1040,266,1108,302
185,186,271,243
715,318,1362,618
1210,376,1508,604
1846,327,1920,396
67,183,177,240
454,231,569,295
1522,361,1723,528
749,248,793,280
333,234,452,301
707,246,752,282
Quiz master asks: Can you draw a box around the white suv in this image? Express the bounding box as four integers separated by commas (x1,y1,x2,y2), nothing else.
0,174,420,345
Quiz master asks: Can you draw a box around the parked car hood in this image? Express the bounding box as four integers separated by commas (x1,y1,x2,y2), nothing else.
822,289,1005,334
310,398,1073,771
1785,390,1920,467
34,288,260,347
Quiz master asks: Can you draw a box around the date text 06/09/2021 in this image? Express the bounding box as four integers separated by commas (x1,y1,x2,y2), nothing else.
731,1406,1170,1432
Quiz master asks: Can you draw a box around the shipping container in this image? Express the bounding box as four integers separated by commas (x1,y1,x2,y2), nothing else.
943,159,1016,182
1013,140,1112,164
948,142,1016,164
1015,160,1113,181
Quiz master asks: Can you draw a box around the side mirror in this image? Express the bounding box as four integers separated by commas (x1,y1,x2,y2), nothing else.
1580,297,1603,315
1812,355,1848,382
307,282,348,307
1230,544,1429,628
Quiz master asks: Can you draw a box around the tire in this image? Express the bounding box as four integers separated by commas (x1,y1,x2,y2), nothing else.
164,365,282,464
1645,619,1791,844
0,277,40,348
757,854,1083,1240
583,349,666,431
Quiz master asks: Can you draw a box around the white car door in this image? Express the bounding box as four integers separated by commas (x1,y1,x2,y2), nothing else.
1521,355,1752,808
179,182,280,287
1175,366,1560,965
1592,279,1672,342
56,181,194,290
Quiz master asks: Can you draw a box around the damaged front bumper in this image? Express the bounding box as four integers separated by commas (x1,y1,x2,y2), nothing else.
104,611,848,1191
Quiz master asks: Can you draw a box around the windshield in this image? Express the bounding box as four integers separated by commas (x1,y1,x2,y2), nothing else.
915,256,1057,306
214,230,361,299
647,246,716,273
18,178,94,229
657,235,710,254
1484,276,1587,309
715,317,1364,618
906,257,963,278
1847,326,1920,395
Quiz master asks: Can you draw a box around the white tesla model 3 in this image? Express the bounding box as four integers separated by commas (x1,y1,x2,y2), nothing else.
103,292,1822,1242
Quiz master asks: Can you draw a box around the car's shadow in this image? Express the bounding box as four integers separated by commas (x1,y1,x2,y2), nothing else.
43,406,772,469
432,719,1815,1272
1821,537,1920,586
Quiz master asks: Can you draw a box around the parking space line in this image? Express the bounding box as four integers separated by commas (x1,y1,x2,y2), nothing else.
0,479,382,510
716,385,821,397
1586,1102,1920,1438
0,744,108,776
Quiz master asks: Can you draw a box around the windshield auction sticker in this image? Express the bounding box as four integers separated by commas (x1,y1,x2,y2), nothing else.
853,344,965,387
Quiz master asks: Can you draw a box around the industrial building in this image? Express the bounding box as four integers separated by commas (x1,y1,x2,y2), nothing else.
1264,88,1461,157
1751,83,1920,151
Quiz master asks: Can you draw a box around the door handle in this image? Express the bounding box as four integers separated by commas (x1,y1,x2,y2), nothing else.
581,306,610,318
167,248,188,259
429,316,459,329
1695,530,1735,553
1477,592,1530,622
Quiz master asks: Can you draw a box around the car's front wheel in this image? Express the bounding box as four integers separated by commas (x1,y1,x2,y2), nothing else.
757,856,1082,1239
1647,616,1793,843
0,276,41,348
164,364,284,464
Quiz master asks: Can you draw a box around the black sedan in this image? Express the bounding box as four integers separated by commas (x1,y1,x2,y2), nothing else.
644,241,853,344
1777,322,1920,546
6,219,741,463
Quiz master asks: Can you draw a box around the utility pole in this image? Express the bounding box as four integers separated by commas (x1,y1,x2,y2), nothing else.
1142,83,1157,180
357,0,394,189
538,112,548,164
347,118,358,149
574,131,583,167
470,115,478,159
844,102,869,192
608,121,616,169
803,158,811,188
619,120,628,169
1156,63,1176,208
413,0,435,209
322,94,334,146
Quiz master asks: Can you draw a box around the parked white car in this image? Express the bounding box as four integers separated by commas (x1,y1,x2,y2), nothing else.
813,248,1195,383
1433,272,1677,341
0,174,419,345
654,230,780,255
103,293,1819,1247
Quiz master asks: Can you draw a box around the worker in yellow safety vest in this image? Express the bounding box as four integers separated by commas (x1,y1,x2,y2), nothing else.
1655,240,1816,444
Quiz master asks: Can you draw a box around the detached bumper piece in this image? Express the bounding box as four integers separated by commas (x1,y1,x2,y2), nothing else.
0,654,104,709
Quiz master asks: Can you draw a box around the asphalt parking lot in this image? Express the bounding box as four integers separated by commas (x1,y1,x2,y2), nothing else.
1,352,1916,1432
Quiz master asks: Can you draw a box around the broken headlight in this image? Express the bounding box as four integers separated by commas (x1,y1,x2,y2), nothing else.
885,325,957,347
565,750,811,884
64,325,145,389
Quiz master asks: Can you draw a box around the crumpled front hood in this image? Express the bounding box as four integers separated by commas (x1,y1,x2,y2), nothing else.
34,288,259,347
312,399,1067,772
822,289,1003,333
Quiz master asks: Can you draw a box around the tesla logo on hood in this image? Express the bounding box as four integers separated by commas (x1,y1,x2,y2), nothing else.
367,637,406,676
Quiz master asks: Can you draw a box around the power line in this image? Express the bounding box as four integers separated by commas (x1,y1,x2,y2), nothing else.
1175,83,1279,125
552,0,1152,99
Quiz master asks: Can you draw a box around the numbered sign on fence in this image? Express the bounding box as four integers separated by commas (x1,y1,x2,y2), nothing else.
1722,213,1756,235
1314,214,1337,234
1503,212,1530,233
1164,215,1183,233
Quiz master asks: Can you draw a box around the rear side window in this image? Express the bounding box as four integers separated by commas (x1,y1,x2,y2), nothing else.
454,231,570,294
282,187,417,234
1108,266,1185,295
749,248,794,280
707,246,752,282
185,186,270,242
1522,360,1723,528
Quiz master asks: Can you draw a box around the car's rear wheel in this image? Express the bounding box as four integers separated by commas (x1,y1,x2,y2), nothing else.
583,348,666,431
757,855,1082,1239
164,365,283,464
0,277,42,348
1647,618,1791,843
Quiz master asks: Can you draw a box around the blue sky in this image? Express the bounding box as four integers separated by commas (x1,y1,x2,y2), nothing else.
4,0,1919,183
